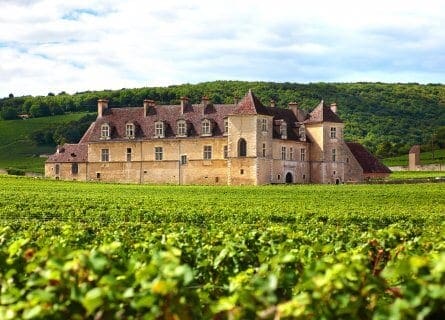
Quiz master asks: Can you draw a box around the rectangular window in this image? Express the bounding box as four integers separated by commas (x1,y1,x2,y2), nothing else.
71,163,78,175
126,148,132,162
300,148,306,161
261,119,267,132
332,148,336,162
101,124,110,139
202,120,211,136
101,149,109,162
177,121,187,136
330,127,337,139
126,124,134,138
155,147,163,161
224,118,229,135
181,154,187,165
281,146,286,160
262,143,266,157
155,122,164,138
289,147,294,160
223,145,228,159
203,145,212,160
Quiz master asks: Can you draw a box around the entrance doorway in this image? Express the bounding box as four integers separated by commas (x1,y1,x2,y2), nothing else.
285,172,293,183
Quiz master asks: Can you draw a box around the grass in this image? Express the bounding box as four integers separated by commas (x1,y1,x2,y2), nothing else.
388,170,445,180
383,149,445,166
0,113,89,173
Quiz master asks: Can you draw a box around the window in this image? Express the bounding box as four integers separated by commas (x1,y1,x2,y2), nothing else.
289,147,294,160
332,148,336,162
96,172,101,179
155,121,164,138
126,123,135,139
202,119,211,136
55,164,60,175
281,146,286,160
280,122,287,139
101,123,110,139
203,145,212,160
177,120,187,137
181,154,187,165
240,169,244,175
262,143,266,157
224,118,229,135
330,127,337,139
238,138,247,157
126,148,132,162
101,149,109,162
300,148,306,161
71,163,78,175
261,118,267,132
155,147,163,161
223,145,228,159
299,125,306,141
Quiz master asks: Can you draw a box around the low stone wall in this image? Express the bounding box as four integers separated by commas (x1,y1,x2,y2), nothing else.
389,164,444,172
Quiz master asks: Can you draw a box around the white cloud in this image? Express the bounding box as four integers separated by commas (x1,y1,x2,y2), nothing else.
1,0,444,97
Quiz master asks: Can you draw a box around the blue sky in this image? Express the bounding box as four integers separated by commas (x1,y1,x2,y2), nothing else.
1,0,444,97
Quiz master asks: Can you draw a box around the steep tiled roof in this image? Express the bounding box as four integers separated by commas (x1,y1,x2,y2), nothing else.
233,90,271,115
346,142,391,174
46,144,88,163
306,100,343,124
87,103,237,141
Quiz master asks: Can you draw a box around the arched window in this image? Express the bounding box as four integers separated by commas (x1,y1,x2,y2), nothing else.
238,138,247,157
101,123,110,139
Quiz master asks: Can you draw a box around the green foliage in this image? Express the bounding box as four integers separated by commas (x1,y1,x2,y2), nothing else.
2,81,445,155
5,168,25,176
0,177,444,318
0,113,90,173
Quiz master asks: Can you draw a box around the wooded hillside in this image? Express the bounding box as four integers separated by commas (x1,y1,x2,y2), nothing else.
1,81,444,156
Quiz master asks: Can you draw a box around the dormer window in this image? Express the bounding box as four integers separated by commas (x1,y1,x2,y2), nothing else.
223,118,229,135
100,123,110,140
299,125,306,141
201,119,212,136
280,122,287,139
126,123,135,139
177,120,187,137
155,121,165,138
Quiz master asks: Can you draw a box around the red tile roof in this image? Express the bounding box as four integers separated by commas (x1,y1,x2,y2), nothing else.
306,100,343,124
46,144,88,163
233,89,271,115
346,142,391,174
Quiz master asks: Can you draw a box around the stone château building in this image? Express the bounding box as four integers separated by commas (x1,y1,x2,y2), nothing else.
45,90,390,184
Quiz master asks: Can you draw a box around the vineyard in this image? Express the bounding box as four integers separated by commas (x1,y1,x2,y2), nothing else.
0,176,444,319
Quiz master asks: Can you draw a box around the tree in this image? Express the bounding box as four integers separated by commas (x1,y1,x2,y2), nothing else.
0,107,18,120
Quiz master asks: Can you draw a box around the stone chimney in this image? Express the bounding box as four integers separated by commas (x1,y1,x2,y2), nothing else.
234,96,239,105
180,96,189,115
330,102,337,114
202,96,210,106
288,102,299,116
270,100,276,108
408,145,421,170
97,99,108,118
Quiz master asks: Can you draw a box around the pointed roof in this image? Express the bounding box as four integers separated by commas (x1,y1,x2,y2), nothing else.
306,100,343,124
346,142,391,174
233,89,271,115
46,143,88,163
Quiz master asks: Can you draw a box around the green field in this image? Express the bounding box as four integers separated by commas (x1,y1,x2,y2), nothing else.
389,170,445,180
0,113,89,173
383,149,445,167
0,176,444,319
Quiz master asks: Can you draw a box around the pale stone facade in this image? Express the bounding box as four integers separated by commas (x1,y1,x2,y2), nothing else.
45,90,389,184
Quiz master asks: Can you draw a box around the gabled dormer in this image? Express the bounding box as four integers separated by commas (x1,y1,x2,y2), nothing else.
100,123,111,140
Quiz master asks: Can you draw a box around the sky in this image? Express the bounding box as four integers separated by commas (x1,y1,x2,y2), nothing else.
1,0,444,98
